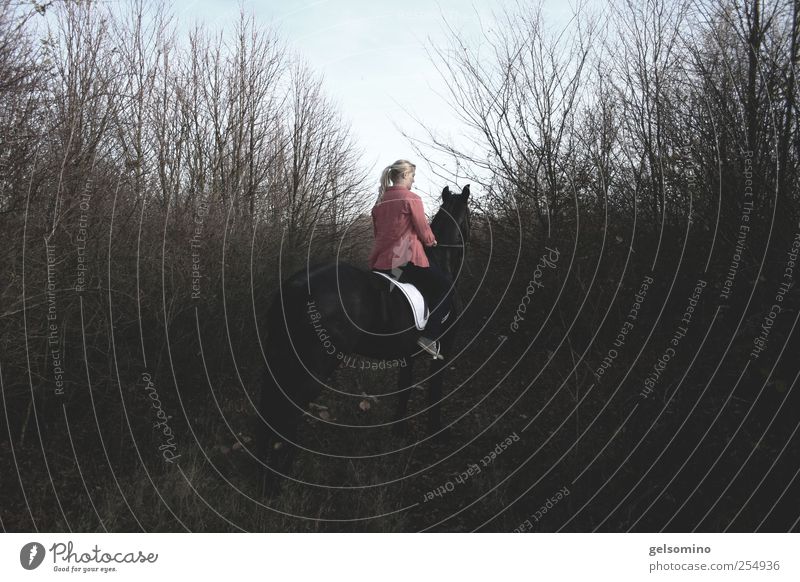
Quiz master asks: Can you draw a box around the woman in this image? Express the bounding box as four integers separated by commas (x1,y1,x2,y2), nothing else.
368,159,453,358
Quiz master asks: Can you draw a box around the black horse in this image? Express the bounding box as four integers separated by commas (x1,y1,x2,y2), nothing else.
255,184,471,491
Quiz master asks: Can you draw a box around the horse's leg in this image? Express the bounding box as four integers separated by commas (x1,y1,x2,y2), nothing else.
427,332,457,435
256,332,341,496
427,359,444,434
393,359,414,437
257,365,304,497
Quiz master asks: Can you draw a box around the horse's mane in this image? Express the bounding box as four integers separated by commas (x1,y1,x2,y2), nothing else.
430,206,446,234
430,197,468,242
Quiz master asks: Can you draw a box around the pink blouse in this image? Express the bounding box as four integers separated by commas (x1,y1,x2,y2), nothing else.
368,185,436,270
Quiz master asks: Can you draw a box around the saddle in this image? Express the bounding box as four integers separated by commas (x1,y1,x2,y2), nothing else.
371,270,429,330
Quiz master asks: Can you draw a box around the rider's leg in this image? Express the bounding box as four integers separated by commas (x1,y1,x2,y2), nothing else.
401,263,452,341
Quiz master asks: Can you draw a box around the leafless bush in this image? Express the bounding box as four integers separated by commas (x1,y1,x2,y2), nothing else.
0,0,370,446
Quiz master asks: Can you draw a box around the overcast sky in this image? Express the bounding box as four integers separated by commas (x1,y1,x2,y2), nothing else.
175,0,579,211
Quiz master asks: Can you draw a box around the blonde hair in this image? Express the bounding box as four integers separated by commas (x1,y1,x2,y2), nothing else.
377,159,416,201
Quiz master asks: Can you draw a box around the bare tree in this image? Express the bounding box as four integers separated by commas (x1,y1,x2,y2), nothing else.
606,0,692,228
0,0,45,215
419,1,596,237
276,59,367,260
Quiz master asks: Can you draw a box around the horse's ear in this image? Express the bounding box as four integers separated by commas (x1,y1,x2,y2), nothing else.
442,186,451,202
461,184,470,200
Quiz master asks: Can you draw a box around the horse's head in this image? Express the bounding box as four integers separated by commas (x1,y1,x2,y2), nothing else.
428,184,471,279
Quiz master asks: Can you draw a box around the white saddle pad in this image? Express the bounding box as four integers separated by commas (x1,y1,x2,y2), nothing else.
372,271,429,330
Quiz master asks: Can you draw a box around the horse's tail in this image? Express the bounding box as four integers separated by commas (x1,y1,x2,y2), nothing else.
255,272,343,493
255,281,306,492
254,263,373,495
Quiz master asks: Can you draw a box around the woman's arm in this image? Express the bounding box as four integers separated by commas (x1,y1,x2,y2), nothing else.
408,195,436,246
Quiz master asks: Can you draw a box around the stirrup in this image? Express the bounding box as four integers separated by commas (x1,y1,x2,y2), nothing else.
417,337,443,360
